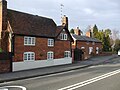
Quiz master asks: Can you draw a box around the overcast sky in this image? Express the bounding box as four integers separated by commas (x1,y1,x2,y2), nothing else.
7,0,120,32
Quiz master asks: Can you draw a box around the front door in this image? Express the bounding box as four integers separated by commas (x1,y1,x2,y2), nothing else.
74,48,83,61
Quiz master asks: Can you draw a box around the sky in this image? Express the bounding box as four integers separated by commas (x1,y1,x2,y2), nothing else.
7,0,120,33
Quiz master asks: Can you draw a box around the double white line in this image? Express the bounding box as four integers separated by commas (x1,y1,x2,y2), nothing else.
58,69,120,90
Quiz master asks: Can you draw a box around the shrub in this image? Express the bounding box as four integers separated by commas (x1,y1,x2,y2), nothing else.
0,48,2,52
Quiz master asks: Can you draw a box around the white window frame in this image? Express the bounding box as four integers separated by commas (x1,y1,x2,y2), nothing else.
48,39,54,47
81,47,85,49
23,52,35,61
63,29,65,31
64,51,71,58
92,42,95,45
60,33,68,40
24,36,35,46
64,34,68,40
60,33,64,40
89,47,93,54
47,51,54,60
96,47,99,54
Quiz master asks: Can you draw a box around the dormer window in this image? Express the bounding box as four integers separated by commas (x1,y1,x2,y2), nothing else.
60,33,68,40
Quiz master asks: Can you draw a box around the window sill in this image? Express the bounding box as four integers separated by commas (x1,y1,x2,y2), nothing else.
24,44,35,46
24,60,35,62
47,59,54,60
48,46,54,47
60,39,67,41
64,57,71,58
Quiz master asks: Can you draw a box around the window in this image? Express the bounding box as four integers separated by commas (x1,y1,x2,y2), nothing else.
48,39,54,47
63,29,65,31
64,51,71,58
47,51,54,60
64,34,67,40
60,33,68,40
89,47,93,54
81,47,85,49
92,42,95,45
24,52,35,61
24,36,35,46
96,47,99,54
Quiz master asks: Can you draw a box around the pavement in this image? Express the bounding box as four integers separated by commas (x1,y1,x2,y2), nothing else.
0,54,119,83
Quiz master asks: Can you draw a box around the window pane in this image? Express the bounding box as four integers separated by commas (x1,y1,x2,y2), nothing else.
64,34,67,40
32,38,35,44
24,54,27,60
28,38,31,44
51,41,53,46
51,53,53,59
24,37,28,45
60,34,64,40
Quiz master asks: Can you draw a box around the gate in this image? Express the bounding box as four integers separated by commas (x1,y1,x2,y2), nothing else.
74,48,84,61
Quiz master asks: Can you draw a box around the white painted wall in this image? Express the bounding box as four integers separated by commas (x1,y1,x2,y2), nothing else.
13,58,72,71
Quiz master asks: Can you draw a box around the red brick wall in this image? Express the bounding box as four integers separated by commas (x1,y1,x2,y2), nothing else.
0,0,10,52
55,40,71,59
0,60,11,73
13,35,55,62
13,35,72,62
0,0,8,32
0,53,11,73
0,2,2,41
75,41,102,59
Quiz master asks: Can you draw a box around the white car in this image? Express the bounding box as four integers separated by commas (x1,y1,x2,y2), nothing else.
118,50,120,56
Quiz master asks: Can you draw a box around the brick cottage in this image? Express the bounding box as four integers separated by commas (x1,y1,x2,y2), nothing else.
0,0,73,71
72,27,102,60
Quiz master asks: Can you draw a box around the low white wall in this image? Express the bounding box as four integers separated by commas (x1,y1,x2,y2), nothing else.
13,58,72,71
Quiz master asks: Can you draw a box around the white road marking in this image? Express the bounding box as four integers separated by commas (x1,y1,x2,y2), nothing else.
1,86,26,90
58,69,120,90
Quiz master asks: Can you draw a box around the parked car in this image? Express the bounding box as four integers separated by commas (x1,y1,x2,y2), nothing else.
118,50,120,56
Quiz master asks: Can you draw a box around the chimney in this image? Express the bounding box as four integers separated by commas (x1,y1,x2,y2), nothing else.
86,26,93,37
62,15,68,29
0,0,8,52
0,0,7,31
74,27,82,36
86,29,93,37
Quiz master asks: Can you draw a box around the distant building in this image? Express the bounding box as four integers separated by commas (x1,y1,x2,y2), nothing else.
72,27,102,60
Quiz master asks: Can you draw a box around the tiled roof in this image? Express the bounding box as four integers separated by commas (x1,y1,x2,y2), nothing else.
8,9,57,38
55,26,74,42
55,26,64,37
72,34,101,43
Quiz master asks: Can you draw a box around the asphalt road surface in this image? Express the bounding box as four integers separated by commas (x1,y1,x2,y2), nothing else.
0,57,120,90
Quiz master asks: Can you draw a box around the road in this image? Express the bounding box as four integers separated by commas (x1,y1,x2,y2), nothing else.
0,56,120,90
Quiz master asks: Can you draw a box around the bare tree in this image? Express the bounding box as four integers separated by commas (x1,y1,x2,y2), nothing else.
112,29,120,40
